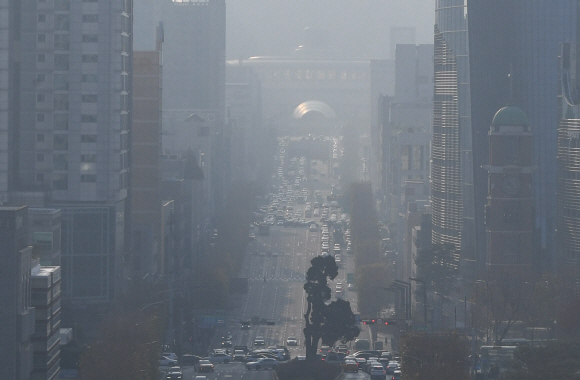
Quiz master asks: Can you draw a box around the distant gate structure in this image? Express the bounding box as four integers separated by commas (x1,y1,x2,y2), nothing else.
292,100,337,120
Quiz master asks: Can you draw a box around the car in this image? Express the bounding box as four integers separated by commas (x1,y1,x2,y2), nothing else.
241,321,251,329
243,353,272,363
221,339,232,347
162,352,178,361
391,370,402,380
337,345,349,355
254,336,265,346
386,361,400,374
355,357,367,369
348,283,356,291
166,366,183,380
233,350,246,361
370,364,387,379
207,352,232,364
193,377,207,380
159,356,178,367
286,336,298,346
197,360,214,373
296,355,306,361
246,357,279,370
342,360,359,373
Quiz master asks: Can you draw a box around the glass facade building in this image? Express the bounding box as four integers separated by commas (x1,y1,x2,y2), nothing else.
468,0,579,271
557,42,580,278
431,0,473,270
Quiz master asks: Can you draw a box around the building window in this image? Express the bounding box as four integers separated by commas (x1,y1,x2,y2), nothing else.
53,134,68,150
53,94,69,111
38,14,46,22
37,134,45,142
52,174,68,190
81,154,97,163
36,153,44,162
54,14,69,31
54,34,70,50
36,94,45,102
53,114,69,130
82,74,98,83
81,95,98,103
82,14,98,22
82,54,98,63
81,174,97,183
81,115,97,123
54,54,69,70
36,74,45,83
54,73,69,90
83,0,99,2
37,34,45,42
82,34,98,43
53,154,68,170
55,0,70,11
37,54,45,62
36,113,45,122
36,173,45,183
81,134,97,143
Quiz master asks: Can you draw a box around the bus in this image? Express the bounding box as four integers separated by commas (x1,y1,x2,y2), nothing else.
479,346,517,377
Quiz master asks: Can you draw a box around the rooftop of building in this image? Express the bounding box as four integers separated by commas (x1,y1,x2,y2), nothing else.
491,106,529,127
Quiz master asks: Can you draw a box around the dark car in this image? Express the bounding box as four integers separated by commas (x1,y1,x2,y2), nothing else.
221,339,232,347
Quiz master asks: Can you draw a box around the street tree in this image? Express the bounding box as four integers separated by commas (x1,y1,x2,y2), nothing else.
503,341,580,380
303,255,359,359
400,332,469,380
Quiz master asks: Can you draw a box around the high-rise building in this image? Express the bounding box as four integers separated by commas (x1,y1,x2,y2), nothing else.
431,0,579,278
130,24,164,278
1,1,133,312
557,42,580,280
431,0,473,271
30,264,62,380
0,206,35,380
468,0,579,271
134,0,227,213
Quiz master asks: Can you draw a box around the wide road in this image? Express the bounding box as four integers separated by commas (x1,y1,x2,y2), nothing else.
177,224,372,379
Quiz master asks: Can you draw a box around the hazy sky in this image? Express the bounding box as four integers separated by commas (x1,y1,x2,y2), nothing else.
226,0,434,60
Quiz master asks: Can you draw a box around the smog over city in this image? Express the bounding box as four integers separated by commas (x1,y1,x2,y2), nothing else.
1,1,580,380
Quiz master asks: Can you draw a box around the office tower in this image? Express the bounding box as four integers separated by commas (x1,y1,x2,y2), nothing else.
468,0,579,271
557,43,580,280
30,264,62,380
28,208,62,266
134,0,226,213
432,0,578,277
0,0,133,309
431,0,473,271
130,24,163,277
0,206,35,380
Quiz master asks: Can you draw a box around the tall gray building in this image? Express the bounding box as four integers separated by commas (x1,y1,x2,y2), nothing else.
134,0,227,214
0,206,35,380
1,0,133,306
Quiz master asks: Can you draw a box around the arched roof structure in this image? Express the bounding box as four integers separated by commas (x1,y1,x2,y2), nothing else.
291,100,337,120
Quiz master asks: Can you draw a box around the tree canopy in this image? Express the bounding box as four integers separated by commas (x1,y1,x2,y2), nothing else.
303,255,359,359
503,341,580,380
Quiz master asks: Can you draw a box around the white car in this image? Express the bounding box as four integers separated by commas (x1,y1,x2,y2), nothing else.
246,357,279,370
207,352,232,364
286,336,298,346
159,356,178,367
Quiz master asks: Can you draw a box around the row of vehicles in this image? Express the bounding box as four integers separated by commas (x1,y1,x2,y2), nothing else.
340,350,402,380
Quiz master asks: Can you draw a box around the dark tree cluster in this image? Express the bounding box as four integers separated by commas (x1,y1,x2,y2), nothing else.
303,255,359,360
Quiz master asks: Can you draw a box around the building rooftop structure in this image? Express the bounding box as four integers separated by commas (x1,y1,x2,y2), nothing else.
491,106,530,127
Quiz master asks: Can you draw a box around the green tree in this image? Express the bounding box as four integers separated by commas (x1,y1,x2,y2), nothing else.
503,341,580,380
400,332,469,380
303,255,359,360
